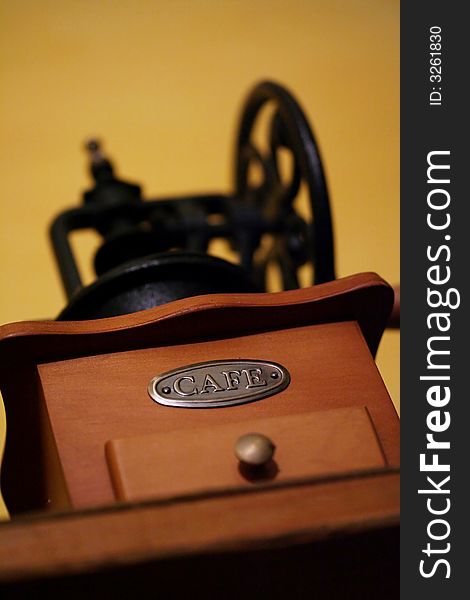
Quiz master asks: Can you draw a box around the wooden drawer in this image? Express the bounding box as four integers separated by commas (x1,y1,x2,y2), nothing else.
106,406,386,502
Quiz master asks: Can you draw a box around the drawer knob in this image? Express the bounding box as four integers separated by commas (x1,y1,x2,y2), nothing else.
234,433,275,467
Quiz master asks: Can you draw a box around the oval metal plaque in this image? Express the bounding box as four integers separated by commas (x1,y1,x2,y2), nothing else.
148,359,290,408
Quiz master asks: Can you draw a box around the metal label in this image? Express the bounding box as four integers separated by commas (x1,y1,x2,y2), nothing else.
148,359,290,408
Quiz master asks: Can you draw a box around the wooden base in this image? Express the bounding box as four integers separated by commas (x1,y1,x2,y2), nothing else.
0,273,399,591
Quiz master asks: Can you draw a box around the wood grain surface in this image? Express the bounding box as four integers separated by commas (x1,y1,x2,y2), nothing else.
39,320,398,508
0,471,399,584
106,406,386,502
0,272,395,513
0,273,399,588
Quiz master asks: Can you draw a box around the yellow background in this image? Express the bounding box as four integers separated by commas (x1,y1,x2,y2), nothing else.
0,2,399,403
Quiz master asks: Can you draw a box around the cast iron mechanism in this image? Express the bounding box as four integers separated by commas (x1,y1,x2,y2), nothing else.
50,81,335,320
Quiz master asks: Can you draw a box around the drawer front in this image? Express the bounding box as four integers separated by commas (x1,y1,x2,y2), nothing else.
106,406,386,502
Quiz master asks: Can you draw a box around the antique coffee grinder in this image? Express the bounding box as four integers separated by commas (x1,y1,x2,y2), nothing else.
0,81,398,598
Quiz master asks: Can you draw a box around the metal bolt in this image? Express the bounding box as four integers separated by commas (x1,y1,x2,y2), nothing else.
85,138,101,153
234,433,275,467
162,386,171,394
84,137,107,166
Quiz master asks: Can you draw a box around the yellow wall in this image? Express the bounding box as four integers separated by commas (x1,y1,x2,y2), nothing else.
0,1,399,400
